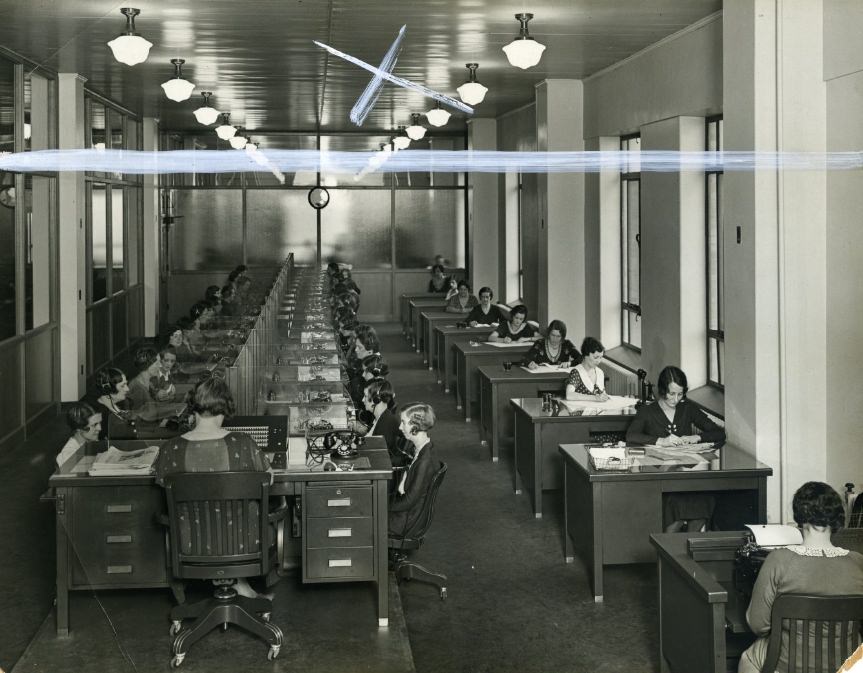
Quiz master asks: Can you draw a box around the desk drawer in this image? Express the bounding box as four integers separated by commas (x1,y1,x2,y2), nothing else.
306,517,373,548
305,485,372,518
304,547,374,580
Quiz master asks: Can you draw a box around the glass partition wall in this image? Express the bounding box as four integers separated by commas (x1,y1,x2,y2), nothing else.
161,131,467,322
0,51,60,450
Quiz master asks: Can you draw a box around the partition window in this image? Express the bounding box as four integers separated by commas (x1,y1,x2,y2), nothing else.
620,134,641,350
706,117,724,387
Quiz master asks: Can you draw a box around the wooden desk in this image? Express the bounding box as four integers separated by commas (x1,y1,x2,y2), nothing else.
435,324,497,391
478,367,569,461
452,342,531,421
409,298,447,351
559,443,772,603
400,292,440,336
48,438,392,636
512,399,635,517
419,311,454,369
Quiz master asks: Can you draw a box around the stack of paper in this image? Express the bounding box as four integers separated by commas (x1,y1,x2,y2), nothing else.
744,523,803,548
486,341,530,348
560,395,638,412
88,445,160,476
519,364,575,374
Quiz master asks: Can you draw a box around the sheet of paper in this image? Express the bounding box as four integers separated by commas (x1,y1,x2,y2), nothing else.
744,523,803,547
560,395,637,411
486,341,530,348
519,364,574,374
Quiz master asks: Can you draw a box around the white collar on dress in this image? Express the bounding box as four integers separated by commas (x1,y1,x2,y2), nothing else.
786,545,849,557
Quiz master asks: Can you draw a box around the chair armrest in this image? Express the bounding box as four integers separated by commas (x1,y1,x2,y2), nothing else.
268,497,289,523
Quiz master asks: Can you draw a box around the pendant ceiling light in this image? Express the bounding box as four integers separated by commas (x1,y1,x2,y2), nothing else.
229,128,248,150
393,126,411,151
405,113,427,141
502,13,546,69
215,113,237,140
456,63,488,105
193,91,219,125
107,8,153,66
426,100,451,127
245,138,258,152
161,58,195,102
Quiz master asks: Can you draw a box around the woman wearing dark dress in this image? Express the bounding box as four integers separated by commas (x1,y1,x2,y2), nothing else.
488,304,536,343
362,379,400,457
427,264,457,299
522,319,581,369
445,280,479,314
389,403,438,538
466,287,504,326
625,365,725,532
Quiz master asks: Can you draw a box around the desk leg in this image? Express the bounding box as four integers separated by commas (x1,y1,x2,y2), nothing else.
490,386,498,462
591,482,604,602
55,490,70,636
455,358,463,410
376,479,389,628
464,370,472,422
563,465,573,562
444,346,452,394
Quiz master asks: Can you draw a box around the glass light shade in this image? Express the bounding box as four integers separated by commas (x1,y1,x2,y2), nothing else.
502,39,546,69
406,123,426,141
161,77,195,102
393,136,411,150
245,141,258,152
215,124,237,140
107,34,153,66
193,105,219,125
457,81,488,105
229,135,248,150
426,107,451,127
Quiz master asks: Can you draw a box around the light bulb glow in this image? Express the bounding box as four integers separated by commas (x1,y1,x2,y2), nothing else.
161,78,195,102
426,107,450,127
457,81,488,105
503,39,546,69
107,34,153,66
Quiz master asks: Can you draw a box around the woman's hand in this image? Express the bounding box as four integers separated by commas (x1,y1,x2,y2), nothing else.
657,434,684,447
527,362,538,370
503,336,512,343
469,321,478,327
681,435,701,444
594,391,610,402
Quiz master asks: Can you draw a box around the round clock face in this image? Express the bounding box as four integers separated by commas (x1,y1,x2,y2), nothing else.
308,187,330,210
0,186,15,208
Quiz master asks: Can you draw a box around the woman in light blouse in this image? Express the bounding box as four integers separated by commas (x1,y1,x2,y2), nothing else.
445,280,479,314
565,336,609,401
487,305,536,343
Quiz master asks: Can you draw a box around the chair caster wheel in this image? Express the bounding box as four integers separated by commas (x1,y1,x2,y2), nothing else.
268,645,281,660
169,620,182,636
440,588,448,600
171,653,185,668
261,612,271,622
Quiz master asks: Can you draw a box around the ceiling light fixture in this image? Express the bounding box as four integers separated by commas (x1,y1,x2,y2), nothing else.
502,13,546,69
107,8,153,66
193,91,219,125
405,113,427,141
426,101,451,127
229,128,248,150
245,138,258,152
215,113,237,140
393,127,411,151
457,63,488,105
161,58,195,102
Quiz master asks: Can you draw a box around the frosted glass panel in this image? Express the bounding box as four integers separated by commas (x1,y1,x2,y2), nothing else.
171,190,243,270
25,327,54,420
394,190,465,268
25,175,53,330
246,135,318,187
90,184,108,301
321,190,391,268
126,187,140,286
111,187,124,291
246,191,317,266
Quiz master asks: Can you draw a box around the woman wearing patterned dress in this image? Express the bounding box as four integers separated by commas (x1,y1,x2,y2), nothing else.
565,336,609,401
488,304,536,343
522,320,580,369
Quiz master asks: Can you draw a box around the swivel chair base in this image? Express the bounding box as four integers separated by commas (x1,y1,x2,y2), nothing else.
169,583,283,667
391,553,448,600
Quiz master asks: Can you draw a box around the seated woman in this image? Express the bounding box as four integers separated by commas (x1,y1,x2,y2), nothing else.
204,285,222,314
89,367,139,440
339,268,361,295
149,344,179,402
466,287,504,326
445,280,479,314
565,337,609,401
361,378,400,458
219,284,239,317
57,402,102,466
626,365,725,532
389,403,438,538
169,321,198,358
154,377,273,600
361,353,390,383
128,347,186,422
487,304,536,343
428,264,457,298
738,482,863,673
522,320,580,369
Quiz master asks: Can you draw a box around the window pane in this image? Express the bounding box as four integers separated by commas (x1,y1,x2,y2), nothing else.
394,190,465,268
628,310,641,349
321,190,392,268
24,73,53,152
89,100,106,149
171,189,243,271
126,187,140,286
246,190,317,266
111,187,124,292
626,179,640,304
108,108,123,180
707,173,719,330
90,184,108,301
708,337,719,384
25,175,52,329
0,56,14,340
320,135,391,188
718,338,724,385
716,173,724,331
621,308,630,344
620,182,629,304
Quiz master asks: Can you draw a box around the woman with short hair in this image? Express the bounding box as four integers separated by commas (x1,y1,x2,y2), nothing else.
522,319,580,369
487,304,536,343
445,280,479,314
565,337,609,401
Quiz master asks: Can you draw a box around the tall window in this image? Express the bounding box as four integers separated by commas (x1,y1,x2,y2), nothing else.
706,116,724,387
620,134,641,350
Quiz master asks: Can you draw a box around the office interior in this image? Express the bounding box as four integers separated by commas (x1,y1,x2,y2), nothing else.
0,1,861,671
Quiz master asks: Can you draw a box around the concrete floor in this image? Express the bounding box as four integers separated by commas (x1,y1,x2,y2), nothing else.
1,323,663,673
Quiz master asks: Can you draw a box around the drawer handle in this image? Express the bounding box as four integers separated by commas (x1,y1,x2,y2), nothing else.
328,558,352,568
106,504,132,513
106,565,133,574
106,535,132,544
327,498,351,507
328,528,352,538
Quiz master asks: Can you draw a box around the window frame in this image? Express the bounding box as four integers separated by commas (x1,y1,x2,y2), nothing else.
705,115,724,389
620,133,642,352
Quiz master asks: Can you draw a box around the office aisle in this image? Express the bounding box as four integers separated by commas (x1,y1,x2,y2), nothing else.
381,324,660,673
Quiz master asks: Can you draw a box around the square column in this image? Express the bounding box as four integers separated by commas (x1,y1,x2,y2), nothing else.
467,118,499,295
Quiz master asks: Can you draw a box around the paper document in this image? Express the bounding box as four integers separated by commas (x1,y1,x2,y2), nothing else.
588,447,627,462
560,395,637,411
486,341,530,348
89,445,160,476
744,523,803,547
519,364,574,374
643,441,716,453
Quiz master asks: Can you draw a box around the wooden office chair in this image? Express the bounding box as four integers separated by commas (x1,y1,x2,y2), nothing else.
761,593,863,673
388,461,448,600
161,471,288,667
